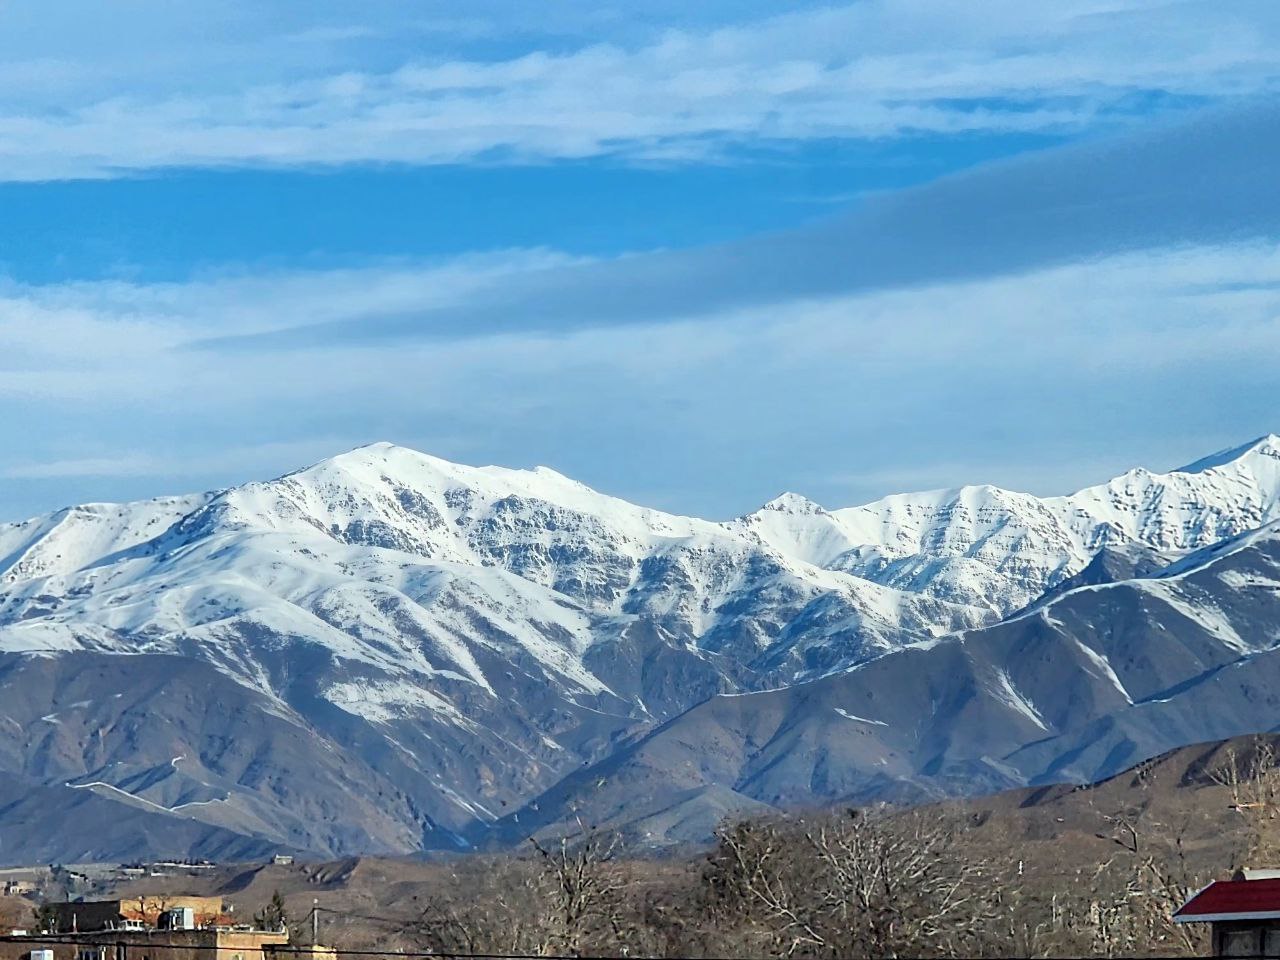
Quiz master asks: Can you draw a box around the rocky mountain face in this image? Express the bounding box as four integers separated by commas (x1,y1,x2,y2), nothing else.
1,436,1279,860
497,518,1280,845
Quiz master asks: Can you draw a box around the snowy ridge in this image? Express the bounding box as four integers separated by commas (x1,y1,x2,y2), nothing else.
0,435,1279,853
3,437,1280,713
824,434,1280,611
0,442,995,721
0,494,211,586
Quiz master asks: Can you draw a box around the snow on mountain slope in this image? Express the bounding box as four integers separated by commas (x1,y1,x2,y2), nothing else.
498,515,1280,846
827,434,1280,611
0,494,211,586
4,436,1279,706
0,442,992,851
2,435,1279,857
0,443,989,693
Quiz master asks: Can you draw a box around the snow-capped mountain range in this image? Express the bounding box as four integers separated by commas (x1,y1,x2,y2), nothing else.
0,436,1279,860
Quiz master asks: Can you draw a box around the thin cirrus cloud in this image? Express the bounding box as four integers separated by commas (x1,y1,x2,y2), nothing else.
0,440,355,483
188,100,1280,351
4,240,1280,522
0,1,1277,179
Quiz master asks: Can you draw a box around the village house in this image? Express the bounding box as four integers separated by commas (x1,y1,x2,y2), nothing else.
45,898,227,935
0,929,291,960
1176,870,1280,956
0,895,299,960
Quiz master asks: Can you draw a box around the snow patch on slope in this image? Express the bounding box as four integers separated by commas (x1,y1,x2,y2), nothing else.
990,669,1048,731
833,708,888,726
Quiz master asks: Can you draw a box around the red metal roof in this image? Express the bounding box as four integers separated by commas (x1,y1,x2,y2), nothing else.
1176,879,1280,922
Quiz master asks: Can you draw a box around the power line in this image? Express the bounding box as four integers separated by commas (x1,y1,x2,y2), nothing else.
0,937,746,960
0,940,1193,960
313,905,412,928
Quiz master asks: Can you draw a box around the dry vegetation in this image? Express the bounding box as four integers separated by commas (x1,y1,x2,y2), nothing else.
64,734,1280,958
402,803,1210,959
375,736,1279,958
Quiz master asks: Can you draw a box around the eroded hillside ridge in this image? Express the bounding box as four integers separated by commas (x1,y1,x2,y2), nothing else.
0,436,1278,859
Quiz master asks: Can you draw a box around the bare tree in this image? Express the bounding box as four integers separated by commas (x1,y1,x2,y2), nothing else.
1209,737,1280,865
528,823,626,956
413,824,627,958
1073,791,1210,957
705,806,1003,958
405,771,1241,960
705,817,826,956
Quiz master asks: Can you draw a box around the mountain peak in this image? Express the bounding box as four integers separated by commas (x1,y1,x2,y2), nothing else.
7,435,1280,859
1175,434,1280,474
336,439,412,459
759,491,827,516
321,443,577,485
316,441,494,479
312,440,410,469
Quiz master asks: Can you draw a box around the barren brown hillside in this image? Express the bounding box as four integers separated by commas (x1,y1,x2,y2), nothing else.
41,732,1279,957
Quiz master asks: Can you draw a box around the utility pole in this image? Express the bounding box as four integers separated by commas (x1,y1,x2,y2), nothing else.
311,899,319,946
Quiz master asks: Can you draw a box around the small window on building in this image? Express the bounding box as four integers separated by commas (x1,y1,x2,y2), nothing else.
1223,928,1262,958
1264,927,1280,958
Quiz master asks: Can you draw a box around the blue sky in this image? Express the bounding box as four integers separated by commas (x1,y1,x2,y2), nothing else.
3,1,1280,521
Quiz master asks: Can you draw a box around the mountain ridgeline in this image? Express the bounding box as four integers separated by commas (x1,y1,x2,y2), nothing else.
0,436,1279,861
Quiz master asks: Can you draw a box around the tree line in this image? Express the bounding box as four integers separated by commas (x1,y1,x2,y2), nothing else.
394,738,1280,958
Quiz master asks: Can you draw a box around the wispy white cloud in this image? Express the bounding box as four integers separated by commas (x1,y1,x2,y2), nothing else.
0,440,351,481
1,455,169,480
3,240,1279,519
0,1,1277,177
154,100,1280,351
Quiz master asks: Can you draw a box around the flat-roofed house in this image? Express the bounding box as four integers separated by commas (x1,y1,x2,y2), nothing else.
48,897,225,935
